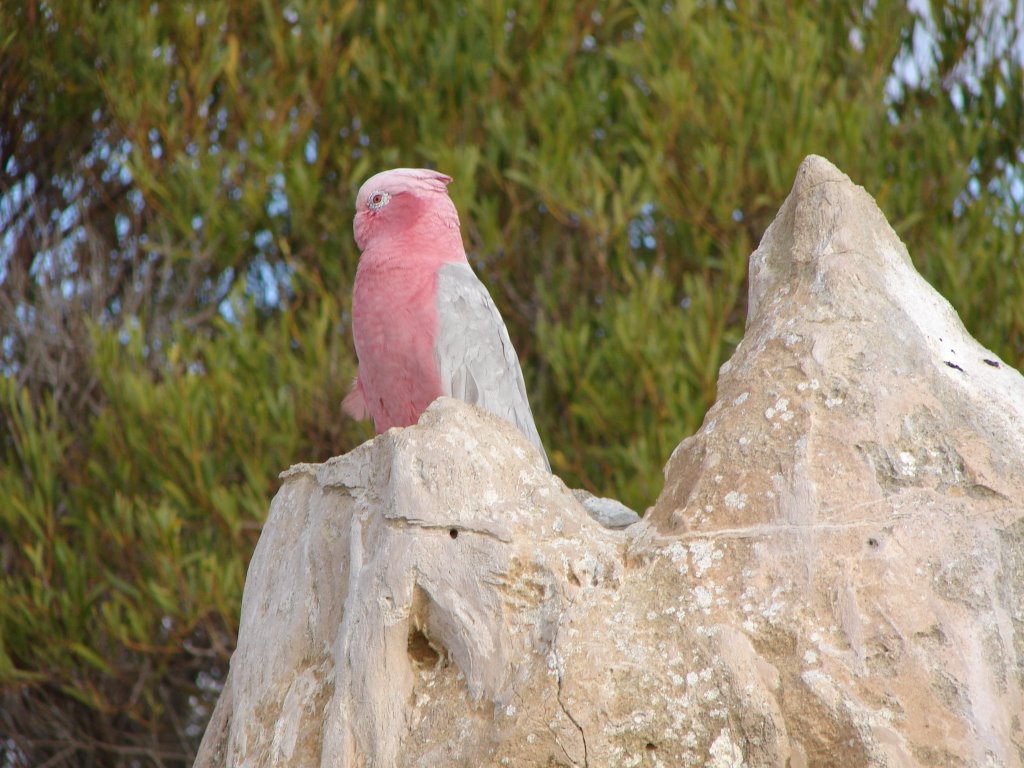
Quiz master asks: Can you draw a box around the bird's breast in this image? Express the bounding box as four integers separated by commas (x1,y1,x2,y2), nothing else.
353,263,437,346
351,262,445,429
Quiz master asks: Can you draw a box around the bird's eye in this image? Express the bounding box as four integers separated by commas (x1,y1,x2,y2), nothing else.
367,190,391,211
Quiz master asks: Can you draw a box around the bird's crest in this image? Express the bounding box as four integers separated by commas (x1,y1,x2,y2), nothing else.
355,168,453,210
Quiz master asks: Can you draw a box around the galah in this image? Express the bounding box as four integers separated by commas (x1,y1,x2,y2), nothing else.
343,167,550,470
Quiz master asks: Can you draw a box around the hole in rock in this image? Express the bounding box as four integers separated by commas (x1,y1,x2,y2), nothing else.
867,537,880,548
944,361,964,372
408,626,441,668
645,742,657,751
983,359,1000,368
449,528,459,539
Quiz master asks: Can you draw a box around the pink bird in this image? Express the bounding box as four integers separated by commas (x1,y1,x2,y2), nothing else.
343,167,550,469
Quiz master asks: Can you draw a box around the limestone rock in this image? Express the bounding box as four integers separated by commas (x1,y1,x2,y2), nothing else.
195,156,1024,768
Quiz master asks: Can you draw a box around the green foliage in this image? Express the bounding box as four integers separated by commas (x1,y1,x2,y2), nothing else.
0,282,358,762
1,0,1021,764
540,269,744,509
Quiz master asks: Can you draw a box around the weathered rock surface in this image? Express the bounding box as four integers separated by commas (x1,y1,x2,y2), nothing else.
195,156,1024,768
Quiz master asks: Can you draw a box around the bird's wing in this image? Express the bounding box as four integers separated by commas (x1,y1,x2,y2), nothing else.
435,261,550,470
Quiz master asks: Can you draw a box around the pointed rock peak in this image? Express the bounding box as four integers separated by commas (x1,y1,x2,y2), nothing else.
792,154,850,189
747,153,914,328
653,154,1024,532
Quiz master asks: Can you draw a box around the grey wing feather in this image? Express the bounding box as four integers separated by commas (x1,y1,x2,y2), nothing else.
435,262,550,470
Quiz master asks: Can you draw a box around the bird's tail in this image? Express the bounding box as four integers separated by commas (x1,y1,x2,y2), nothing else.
342,377,370,420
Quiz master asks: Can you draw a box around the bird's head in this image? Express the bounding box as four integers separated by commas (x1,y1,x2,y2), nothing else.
353,168,459,252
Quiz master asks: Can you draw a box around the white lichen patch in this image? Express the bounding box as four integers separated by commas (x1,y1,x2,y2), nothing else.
723,491,747,510
663,542,691,576
898,451,917,476
763,587,787,622
694,586,713,610
570,552,598,585
689,540,724,578
708,727,744,767
632,710,654,726
734,392,750,406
